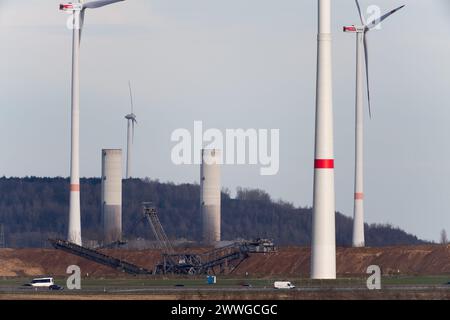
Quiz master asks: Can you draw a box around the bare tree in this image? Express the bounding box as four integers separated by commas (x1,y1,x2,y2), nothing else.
440,229,448,245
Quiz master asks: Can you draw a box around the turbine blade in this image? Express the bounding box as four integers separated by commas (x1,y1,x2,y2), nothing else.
132,119,135,143
363,32,372,119
128,80,134,114
355,0,366,25
83,0,125,9
366,5,405,30
79,10,85,44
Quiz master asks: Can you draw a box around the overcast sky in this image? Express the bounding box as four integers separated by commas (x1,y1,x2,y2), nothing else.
1,0,450,242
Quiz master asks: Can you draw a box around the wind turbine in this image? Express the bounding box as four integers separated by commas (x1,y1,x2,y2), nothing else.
60,0,125,246
311,0,336,280
125,81,137,179
343,1,404,247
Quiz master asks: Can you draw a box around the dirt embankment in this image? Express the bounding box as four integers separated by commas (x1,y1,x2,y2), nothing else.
236,245,450,277
0,245,449,278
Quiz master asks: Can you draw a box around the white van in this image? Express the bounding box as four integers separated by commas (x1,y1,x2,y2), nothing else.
274,281,295,289
29,277,54,288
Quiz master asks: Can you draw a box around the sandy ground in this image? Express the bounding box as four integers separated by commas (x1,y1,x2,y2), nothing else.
0,245,449,277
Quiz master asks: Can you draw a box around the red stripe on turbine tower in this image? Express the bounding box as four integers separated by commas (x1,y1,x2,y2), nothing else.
70,184,80,192
355,192,364,200
314,159,334,169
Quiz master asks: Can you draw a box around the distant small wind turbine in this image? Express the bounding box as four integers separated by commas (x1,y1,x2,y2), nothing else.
343,0,405,247
125,81,137,179
60,0,125,246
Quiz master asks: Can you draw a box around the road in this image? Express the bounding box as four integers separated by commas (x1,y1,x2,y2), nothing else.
1,284,449,300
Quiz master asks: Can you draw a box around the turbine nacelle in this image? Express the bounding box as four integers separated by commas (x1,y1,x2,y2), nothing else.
343,25,365,33
60,1,125,13
125,113,137,122
59,3,83,12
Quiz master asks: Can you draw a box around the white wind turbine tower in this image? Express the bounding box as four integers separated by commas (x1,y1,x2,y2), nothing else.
344,1,404,247
311,0,336,279
60,0,125,245
125,81,137,179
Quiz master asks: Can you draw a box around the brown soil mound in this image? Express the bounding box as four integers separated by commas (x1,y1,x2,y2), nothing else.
0,245,449,278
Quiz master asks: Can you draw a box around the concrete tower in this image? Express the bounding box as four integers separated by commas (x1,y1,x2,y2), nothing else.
101,149,123,243
311,0,337,279
200,149,221,245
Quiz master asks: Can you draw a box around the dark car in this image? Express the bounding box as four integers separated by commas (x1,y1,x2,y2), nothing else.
49,285,63,291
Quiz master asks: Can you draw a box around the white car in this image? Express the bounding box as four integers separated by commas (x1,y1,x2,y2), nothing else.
273,281,295,289
28,277,55,288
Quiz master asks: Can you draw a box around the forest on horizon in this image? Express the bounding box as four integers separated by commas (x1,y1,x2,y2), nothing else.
0,177,424,248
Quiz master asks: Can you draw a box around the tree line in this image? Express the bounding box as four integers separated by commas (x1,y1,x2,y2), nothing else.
0,177,424,248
